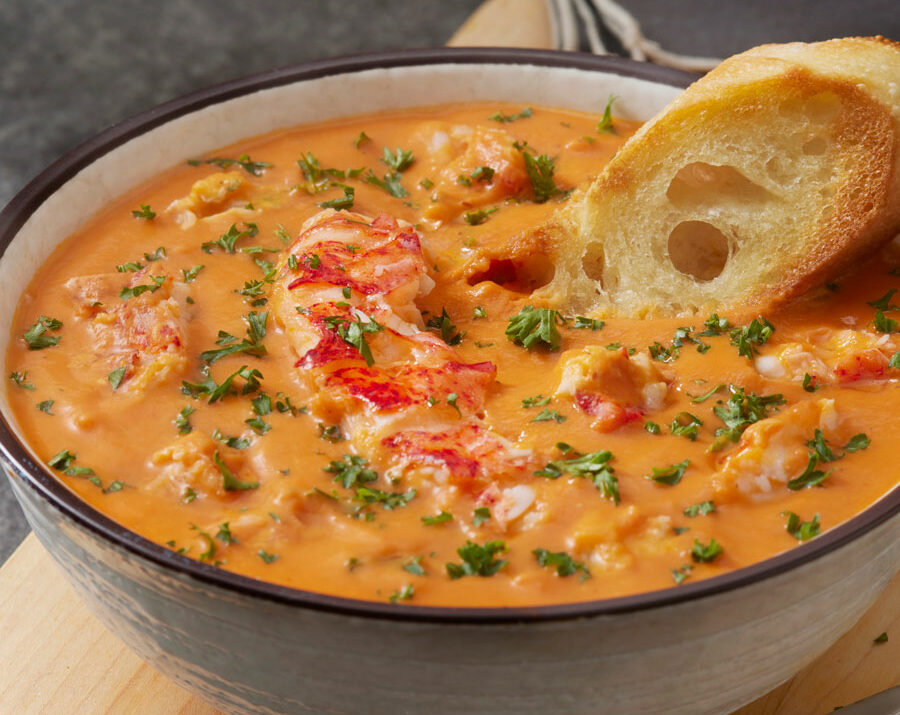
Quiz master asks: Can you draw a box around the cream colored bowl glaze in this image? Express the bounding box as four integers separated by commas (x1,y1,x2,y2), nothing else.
1,50,898,715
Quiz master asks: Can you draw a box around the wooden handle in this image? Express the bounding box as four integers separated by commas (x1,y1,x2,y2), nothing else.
447,0,555,49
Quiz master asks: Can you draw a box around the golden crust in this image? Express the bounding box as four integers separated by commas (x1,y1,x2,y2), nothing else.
534,37,900,319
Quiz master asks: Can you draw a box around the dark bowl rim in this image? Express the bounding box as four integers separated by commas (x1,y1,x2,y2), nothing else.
1,47,898,625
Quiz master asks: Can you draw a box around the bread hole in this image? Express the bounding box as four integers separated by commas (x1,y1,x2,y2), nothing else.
802,136,828,155
766,156,792,185
466,257,553,293
666,163,770,207
667,221,730,282
581,242,605,282
804,92,841,124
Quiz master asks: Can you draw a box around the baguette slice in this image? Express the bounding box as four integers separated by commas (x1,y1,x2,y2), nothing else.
533,36,900,318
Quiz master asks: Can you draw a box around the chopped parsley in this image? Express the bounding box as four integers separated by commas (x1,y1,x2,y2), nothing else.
874,632,889,644
200,311,268,364
710,386,785,450
535,450,619,504
446,540,508,579
389,584,414,603
325,313,384,366
182,364,263,403
686,383,725,403
318,183,355,210
363,169,408,198
473,305,487,320
533,548,591,579
425,307,465,345
318,424,343,442
506,305,564,350
782,511,820,541
23,316,63,350
596,95,616,133
119,275,165,300
9,371,35,390
353,131,370,148
644,421,661,434
464,207,498,225
144,246,166,262
672,564,694,585
699,313,731,336
670,412,703,441
380,146,415,172
216,522,238,545
107,367,127,390
258,550,279,564
47,449,94,477
522,394,550,408
684,501,716,517
403,556,426,576
531,408,565,423
873,311,898,333
188,153,271,176
867,289,899,311
36,400,54,414
730,316,775,358
802,373,822,392
201,222,258,254
520,150,560,203
473,507,491,527
324,454,378,489
354,486,416,510
489,107,532,122
786,455,832,490
572,316,605,330
213,450,259,491
890,350,900,369
175,405,195,434
691,538,723,563
648,459,690,486
131,203,156,220
422,511,453,526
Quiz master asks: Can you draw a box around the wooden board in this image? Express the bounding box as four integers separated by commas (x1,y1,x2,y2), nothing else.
2,2,898,713
0,533,897,714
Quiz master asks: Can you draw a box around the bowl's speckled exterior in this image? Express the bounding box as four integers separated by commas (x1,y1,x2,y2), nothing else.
1,50,898,715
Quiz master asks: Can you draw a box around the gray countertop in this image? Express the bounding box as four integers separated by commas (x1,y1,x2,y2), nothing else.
1,0,898,562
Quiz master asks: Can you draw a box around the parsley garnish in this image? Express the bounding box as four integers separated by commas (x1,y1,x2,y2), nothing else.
380,146,415,172
188,153,271,176
403,556,426,576
216,522,238,545
873,311,898,333
23,316,63,350
389,584,414,603
532,408,565,423
258,550,279,564
464,207,498,225
131,203,156,220
782,511,820,541
473,305,487,320
353,131,370,148
182,364,263,404
175,405,195,434
119,275,165,300
489,107,532,122
691,538,723,563
670,412,703,441
535,450,619,504
446,540,508,579
36,400,54,414
200,311,268,364
699,313,731,336
363,169,408,198
648,459,690,486
890,351,900,369
425,307,465,345
325,454,378,489
354,486,416,510
644,421,661,434
533,548,591,579
472,507,491,527
520,150,560,203
596,95,616,133
572,316,605,330
318,184,355,210
686,383,725,403
802,373,822,392
214,450,258,491
181,264,205,283
521,394,550,408
867,289,899,311
107,367,127,390
9,371,35,390
786,455,832,490
730,316,775,358
684,501,716,517
874,632,889,644
47,449,94,477
710,386,785,450
318,424,343,442
672,564,694,584
422,511,453,526
506,305,564,350
201,222,258,254
325,313,384,366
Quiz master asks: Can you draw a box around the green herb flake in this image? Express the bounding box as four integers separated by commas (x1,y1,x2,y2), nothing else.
389,584,414,603
216,522,239,545
119,275,165,300
874,632,889,644
258,550,279,564
802,373,822,392
473,305,487,320
175,406,195,435
464,207,498,225
644,421,661,435
648,459,690,486
596,95,616,133
672,564,694,585
108,367,127,391
446,540,508,579
380,146,415,173
324,454,378,489
533,548,591,579
23,316,63,350
506,305,564,350
786,455,832,490
730,316,775,358
522,394,551,408
520,151,560,203
214,450,259,491
363,169,408,198
36,400,54,414
683,501,716,517
9,371,35,390
201,222,259,254
691,538,724,563
188,153,271,176
353,131,371,148
403,556,426,576
535,450,620,504
489,107,533,123
710,386,786,450
572,316,605,330
181,265,205,283
686,384,725,403
426,308,465,345
422,511,453,526
473,507,491,527
782,511,821,541
670,412,703,441
531,408,565,424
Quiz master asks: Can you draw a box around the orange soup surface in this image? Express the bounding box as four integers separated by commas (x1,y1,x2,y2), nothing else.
6,101,900,606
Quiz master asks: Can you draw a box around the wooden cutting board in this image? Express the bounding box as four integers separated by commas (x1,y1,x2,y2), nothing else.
1,1,898,713
0,533,897,714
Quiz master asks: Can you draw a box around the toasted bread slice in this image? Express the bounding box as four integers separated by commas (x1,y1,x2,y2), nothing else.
533,37,900,318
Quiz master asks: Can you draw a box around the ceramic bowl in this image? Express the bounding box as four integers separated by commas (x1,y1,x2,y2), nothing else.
1,49,898,715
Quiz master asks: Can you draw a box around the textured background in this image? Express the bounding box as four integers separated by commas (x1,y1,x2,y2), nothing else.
1,0,897,562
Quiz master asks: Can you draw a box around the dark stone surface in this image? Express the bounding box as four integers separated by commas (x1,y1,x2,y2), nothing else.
1,0,897,563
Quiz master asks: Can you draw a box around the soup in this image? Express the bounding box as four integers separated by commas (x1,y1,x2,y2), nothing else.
6,101,900,606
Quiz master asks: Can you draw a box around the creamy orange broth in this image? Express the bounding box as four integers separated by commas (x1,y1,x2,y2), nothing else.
6,102,900,606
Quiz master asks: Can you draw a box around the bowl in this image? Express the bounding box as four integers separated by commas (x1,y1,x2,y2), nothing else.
1,48,898,715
